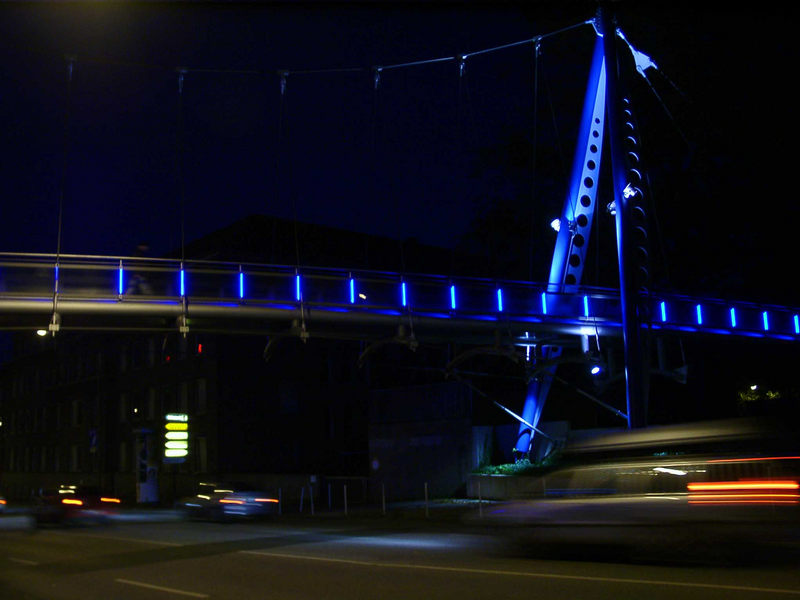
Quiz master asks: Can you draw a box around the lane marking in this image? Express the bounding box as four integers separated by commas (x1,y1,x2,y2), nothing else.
240,550,800,596
47,531,183,546
8,557,39,566
115,578,209,598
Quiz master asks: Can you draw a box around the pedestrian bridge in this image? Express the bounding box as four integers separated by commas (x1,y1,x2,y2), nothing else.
0,253,796,346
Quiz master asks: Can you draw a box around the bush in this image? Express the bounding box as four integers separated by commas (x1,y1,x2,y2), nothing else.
473,454,559,476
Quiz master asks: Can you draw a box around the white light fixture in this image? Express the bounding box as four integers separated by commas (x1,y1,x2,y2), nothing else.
750,384,758,391
623,183,638,199
550,218,561,233
36,329,48,337
654,467,687,476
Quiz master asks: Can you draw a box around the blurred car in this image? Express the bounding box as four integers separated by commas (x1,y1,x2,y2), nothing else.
33,484,120,526
176,481,280,521
479,418,800,562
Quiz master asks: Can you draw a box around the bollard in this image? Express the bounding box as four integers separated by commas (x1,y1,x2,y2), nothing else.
424,482,429,518
299,486,305,513
344,484,348,517
478,480,482,518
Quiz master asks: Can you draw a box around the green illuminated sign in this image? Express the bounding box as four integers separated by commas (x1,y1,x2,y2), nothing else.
164,413,188,463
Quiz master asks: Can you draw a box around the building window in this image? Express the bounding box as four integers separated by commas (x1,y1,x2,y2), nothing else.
196,379,207,415
148,338,156,367
196,436,207,473
147,388,157,420
70,445,79,472
71,399,82,427
119,394,128,423
119,442,127,472
179,382,189,413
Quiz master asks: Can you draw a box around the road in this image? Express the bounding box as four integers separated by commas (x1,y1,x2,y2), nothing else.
2,512,800,599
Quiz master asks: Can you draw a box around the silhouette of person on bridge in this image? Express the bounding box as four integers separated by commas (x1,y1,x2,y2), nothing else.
126,243,154,295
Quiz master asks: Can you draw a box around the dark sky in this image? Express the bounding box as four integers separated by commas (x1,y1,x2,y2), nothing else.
0,2,797,305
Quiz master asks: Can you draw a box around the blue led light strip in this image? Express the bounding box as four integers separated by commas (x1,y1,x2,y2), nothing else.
541,292,547,315
349,278,355,304
238,271,245,299
180,269,186,297
295,274,301,301
450,285,456,310
660,301,667,322
118,265,124,295
497,288,504,312
762,310,769,331
401,281,407,307
583,295,589,318
730,307,737,328
696,304,702,325
795,315,799,335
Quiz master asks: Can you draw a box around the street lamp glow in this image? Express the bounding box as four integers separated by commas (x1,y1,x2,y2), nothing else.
36,329,48,337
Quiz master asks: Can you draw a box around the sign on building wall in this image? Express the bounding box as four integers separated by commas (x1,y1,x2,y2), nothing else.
163,413,189,463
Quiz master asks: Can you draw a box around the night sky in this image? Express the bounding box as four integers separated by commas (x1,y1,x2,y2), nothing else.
0,2,797,307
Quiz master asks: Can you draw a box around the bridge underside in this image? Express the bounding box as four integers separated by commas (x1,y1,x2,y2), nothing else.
0,294,619,349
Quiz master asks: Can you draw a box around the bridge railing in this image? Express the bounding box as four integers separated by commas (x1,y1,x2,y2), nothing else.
0,253,797,340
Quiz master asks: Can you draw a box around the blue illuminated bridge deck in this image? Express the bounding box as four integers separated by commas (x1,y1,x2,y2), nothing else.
0,253,797,344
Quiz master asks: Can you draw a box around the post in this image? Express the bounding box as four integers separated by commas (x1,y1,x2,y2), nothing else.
478,480,482,518
424,482,429,518
381,483,386,516
299,486,305,513
599,3,649,428
343,484,348,517
309,485,315,516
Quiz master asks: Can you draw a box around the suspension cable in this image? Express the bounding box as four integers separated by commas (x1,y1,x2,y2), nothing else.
56,56,75,266
528,39,541,282
51,55,76,335
278,71,307,336
176,68,187,264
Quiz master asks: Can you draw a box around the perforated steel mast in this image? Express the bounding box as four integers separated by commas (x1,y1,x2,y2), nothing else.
514,6,650,458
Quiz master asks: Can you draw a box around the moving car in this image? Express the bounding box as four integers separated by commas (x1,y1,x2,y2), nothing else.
33,485,120,526
176,481,280,521
481,418,800,562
